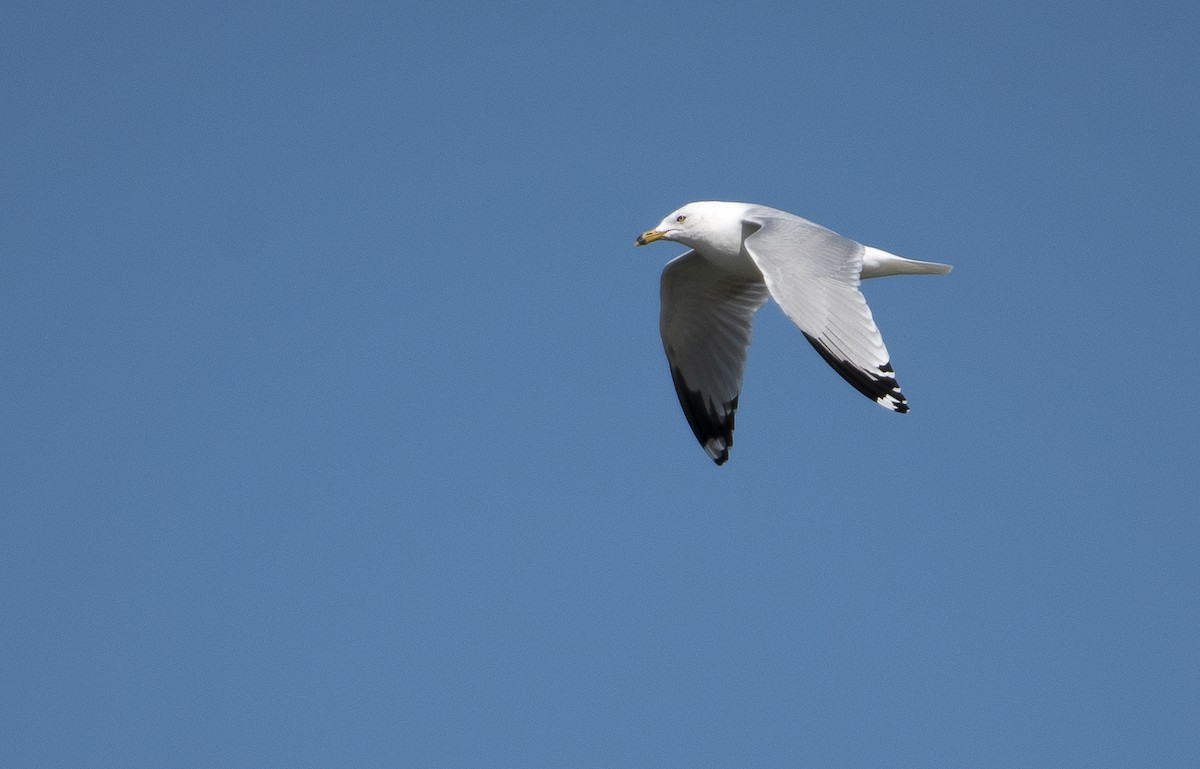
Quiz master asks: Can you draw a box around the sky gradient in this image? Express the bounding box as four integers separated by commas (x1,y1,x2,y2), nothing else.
3,1,1199,766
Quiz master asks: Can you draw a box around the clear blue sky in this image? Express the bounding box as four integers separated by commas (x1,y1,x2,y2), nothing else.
3,1,1198,766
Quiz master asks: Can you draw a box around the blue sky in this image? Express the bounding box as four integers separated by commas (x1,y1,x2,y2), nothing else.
3,1,1198,766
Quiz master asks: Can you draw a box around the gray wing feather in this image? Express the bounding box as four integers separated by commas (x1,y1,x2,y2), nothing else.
660,251,770,464
741,209,908,412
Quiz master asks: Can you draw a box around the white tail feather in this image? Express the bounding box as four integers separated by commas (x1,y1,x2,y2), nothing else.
861,246,953,279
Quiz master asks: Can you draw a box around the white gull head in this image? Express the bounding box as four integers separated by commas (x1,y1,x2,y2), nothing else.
636,201,753,263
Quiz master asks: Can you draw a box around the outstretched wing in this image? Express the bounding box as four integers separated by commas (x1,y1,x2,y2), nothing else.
660,251,770,464
741,208,908,412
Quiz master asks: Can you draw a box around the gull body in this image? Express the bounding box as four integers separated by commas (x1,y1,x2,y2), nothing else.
636,201,951,465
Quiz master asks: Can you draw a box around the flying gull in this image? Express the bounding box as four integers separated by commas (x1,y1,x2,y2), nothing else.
636,201,951,465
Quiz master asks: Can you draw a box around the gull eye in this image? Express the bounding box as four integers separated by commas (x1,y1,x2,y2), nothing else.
675,215,687,223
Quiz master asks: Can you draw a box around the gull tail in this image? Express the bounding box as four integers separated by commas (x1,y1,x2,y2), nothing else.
861,246,953,280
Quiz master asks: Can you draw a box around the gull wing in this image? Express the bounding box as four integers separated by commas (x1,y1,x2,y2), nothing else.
741,209,908,412
660,251,770,464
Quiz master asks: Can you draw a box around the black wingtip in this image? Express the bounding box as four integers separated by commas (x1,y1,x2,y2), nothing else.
802,332,907,411
669,364,738,464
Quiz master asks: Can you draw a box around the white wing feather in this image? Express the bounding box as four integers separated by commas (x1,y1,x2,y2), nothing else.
659,251,770,464
740,208,908,412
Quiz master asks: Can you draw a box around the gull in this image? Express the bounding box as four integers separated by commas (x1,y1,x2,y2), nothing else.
636,201,951,465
